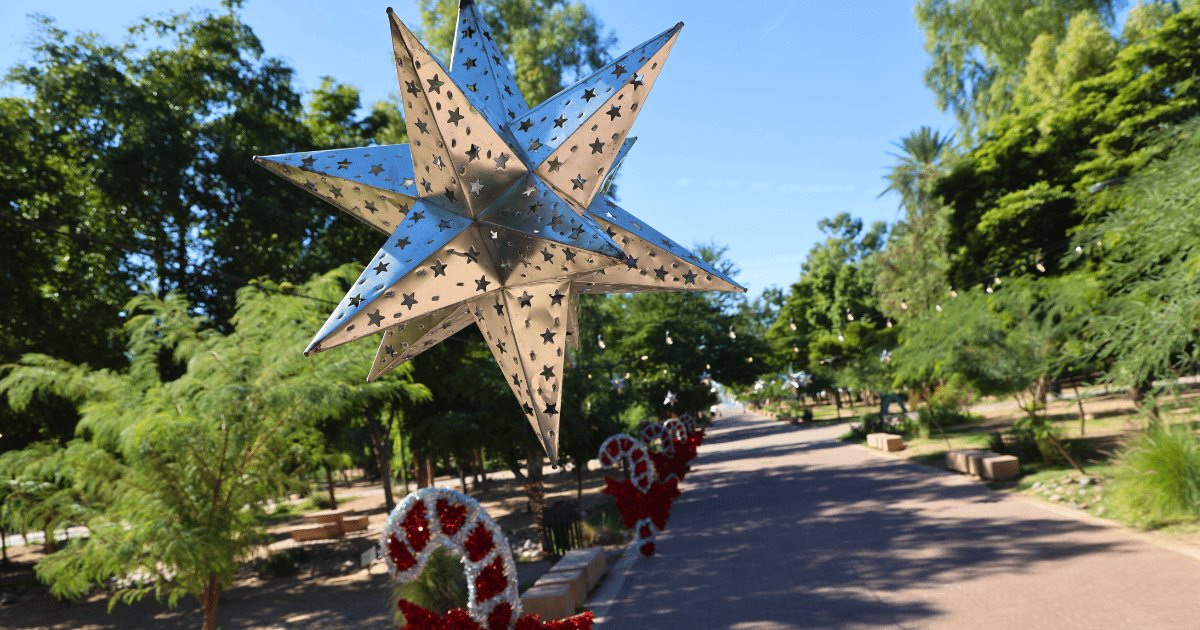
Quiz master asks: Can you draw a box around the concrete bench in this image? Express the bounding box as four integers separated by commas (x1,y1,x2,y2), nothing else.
289,523,341,542
309,509,352,525
946,449,988,474
534,569,586,610
867,433,904,452
340,515,369,534
945,450,1019,480
980,454,1019,481
521,582,574,620
549,546,607,591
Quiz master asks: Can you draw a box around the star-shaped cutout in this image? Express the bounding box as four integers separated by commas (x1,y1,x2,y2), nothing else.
253,7,742,462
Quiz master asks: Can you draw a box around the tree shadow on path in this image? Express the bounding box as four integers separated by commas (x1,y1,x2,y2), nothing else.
601,414,1137,629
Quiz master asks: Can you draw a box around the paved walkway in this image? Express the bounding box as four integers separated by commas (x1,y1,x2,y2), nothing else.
597,412,1200,629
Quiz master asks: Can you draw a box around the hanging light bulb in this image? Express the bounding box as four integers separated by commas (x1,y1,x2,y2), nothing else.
1096,240,1103,248
746,356,754,363
1035,261,1046,273
847,310,855,321
837,334,845,342
665,330,673,345
900,300,909,311
596,334,606,349
950,288,958,298
886,318,893,328
728,326,737,340
792,345,799,353
993,275,1002,286
705,363,711,370
640,354,649,361
935,303,943,312
789,318,797,331
986,285,994,294
1075,245,1084,254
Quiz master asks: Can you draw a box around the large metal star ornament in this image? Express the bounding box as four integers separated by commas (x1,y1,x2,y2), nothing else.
254,2,743,461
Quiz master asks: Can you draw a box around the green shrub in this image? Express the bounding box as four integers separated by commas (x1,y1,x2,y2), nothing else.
989,429,1041,463
258,548,306,578
393,547,469,624
582,499,629,546
1108,426,1200,527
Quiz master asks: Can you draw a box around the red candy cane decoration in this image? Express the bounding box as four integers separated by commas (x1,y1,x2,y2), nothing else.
639,421,674,458
598,434,657,555
599,434,653,490
381,488,521,630
678,413,697,434
662,418,688,442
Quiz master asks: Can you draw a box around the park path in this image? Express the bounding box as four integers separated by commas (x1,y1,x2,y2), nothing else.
595,412,1200,629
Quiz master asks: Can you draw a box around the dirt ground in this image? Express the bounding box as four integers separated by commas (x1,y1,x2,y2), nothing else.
0,464,617,629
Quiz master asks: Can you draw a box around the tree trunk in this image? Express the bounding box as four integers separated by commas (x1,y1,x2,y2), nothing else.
42,528,55,554
1071,381,1087,436
1048,434,1087,476
398,431,410,494
575,462,584,511
525,443,546,539
2,522,8,566
412,451,431,489
364,405,395,512
458,459,469,494
1131,377,1160,422
323,462,337,508
200,575,221,630
473,449,484,488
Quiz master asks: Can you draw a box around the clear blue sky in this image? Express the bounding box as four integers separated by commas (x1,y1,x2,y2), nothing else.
1,1,956,297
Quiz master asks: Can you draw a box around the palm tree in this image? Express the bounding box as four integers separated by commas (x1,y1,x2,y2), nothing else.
881,126,953,221
875,127,954,320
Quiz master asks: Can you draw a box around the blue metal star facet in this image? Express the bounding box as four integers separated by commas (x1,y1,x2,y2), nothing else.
255,2,743,460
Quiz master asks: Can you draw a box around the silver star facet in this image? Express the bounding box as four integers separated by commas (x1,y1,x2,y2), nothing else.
254,2,743,460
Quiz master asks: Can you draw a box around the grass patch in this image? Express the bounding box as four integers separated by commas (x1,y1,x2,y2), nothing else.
582,497,630,546
1107,426,1200,527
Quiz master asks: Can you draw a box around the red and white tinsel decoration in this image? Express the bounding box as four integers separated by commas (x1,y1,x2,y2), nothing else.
597,434,677,557
382,487,593,629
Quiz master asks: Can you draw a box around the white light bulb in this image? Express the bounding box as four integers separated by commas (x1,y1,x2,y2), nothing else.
597,334,606,349
935,304,943,312
1035,262,1046,273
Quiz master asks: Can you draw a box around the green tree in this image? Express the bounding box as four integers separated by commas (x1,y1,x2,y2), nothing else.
916,0,1122,135
0,267,428,629
1080,120,1200,406
419,0,614,104
875,127,954,320
768,214,886,374
1,5,405,452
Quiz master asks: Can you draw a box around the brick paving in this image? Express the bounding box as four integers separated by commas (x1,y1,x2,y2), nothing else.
597,412,1200,629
